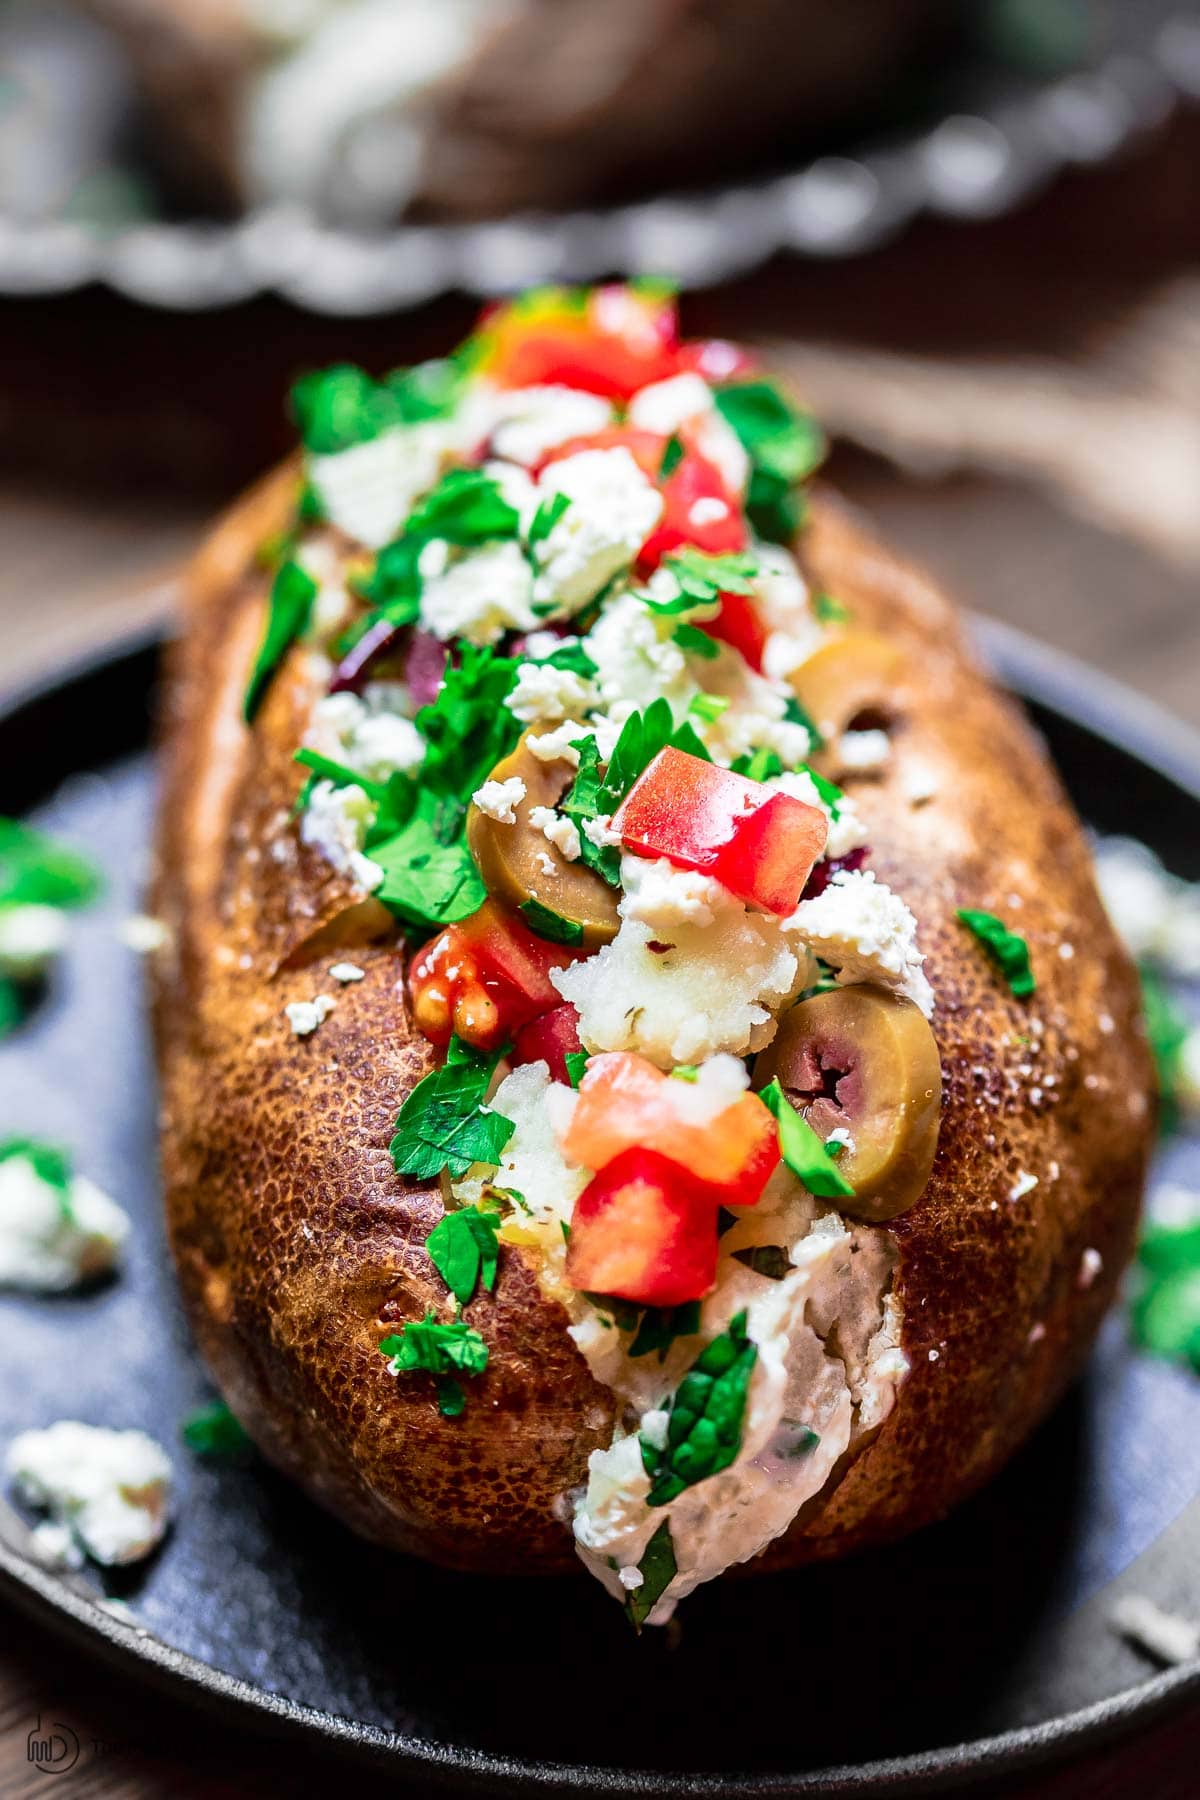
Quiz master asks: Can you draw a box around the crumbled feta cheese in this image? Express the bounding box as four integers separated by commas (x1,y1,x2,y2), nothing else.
533,448,664,615
618,854,734,931
766,770,868,863
628,372,714,435
452,1062,587,1241
489,386,613,466
308,421,455,549
689,495,731,527
0,904,69,980
553,906,805,1068
507,660,596,726
7,1421,172,1566
1078,1246,1103,1289
585,589,697,720
838,728,891,773
285,994,335,1036
30,1519,84,1571
1110,1593,1200,1665
1009,1171,1038,1202
617,1564,644,1591
300,780,383,892
526,721,589,766
304,689,423,782
350,713,424,780
583,814,622,851
785,869,933,1016
118,913,171,954
529,805,581,861
472,776,526,824
0,1155,130,1293
329,962,365,983
419,538,536,645
535,850,557,878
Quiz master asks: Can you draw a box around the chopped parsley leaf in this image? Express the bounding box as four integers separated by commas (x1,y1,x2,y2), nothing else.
585,1295,702,1361
379,1312,489,1416
640,1311,758,1505
714,379,825,544
426,1204,503,1306
641,548,757,615
688,693,729,725
784,694,823,749
623,1518,677,1632
957,909,1036,998
730,748,784,783
565,1051,590,1089
404,468,520,548
389,1037,515,1181
673,622,719,659
182,1399,252,1460
527,490,571,548
732,1244,792,1280
291,358,464,455
243,559,318,723
813,591,849,624
659,434,684,479
0,819,100,913
371,820,485,933
1140,962,1190,1135
760,1078,855,1200
800,762,844,817
414,643,521,810
537,640,598,679
0,1137,73,1221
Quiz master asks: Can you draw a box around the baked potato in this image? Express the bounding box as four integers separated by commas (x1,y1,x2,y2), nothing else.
150,286,1152,1623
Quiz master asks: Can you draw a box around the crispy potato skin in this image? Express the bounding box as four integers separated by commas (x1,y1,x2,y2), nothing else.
151,467,1153,1575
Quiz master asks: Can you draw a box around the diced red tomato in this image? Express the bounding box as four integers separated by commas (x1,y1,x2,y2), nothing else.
512,1003,583,1086
561,1052,778,1208
637,441,746,572
704,589,769,673
565,1147,720,1306
409,900,578,1051
615,746,827,916
474,285,680,401
535,426,667,483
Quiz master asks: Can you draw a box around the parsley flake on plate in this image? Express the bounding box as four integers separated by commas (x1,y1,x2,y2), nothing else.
0,1137,74,1222
622,1518,677,1632
182,1399,253,1460
379,1312,489,1417
759,1078,855,1200
640,1310,758,1506
957,909,1036,998
640,548,757,615
426,1204,503,1306
0,818,100,913
389,1037,515,1181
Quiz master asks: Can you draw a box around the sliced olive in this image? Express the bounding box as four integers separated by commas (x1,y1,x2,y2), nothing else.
754,986,941,1222
467,731,620,949
789,631,905,748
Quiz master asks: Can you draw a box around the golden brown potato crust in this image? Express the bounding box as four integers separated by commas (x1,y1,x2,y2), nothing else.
151,467,1153,1575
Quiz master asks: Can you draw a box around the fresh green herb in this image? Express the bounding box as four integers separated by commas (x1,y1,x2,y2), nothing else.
826,1138,845,1159
562,700,716,888
717,1206,739,1236
779,1423,821,1460
243,560,317,723
1140,962,1190,1135
714,380,825,544
797,958,841,1001
488,1183,529,1214
642,548,757,616
623,1518,677,1632
667,719,713,763
732,1244,792,1280
414,643,521,811
426,1204,502,1306
800,762,844,816
358,537,423,622
527,491,571,548
389,1037,515,1181
659,434,684,480
759,1079,855,1200
640,1311,758,1505
673,622,719,659
297,478,324,523
784,695,823,749
520,897,584,946
293,748,388,804
730,748,784,783
957,909,1036,998
538,640,598,679
0,819,101,912
565,1051,590,1089
404,468,520,549
670,1064,700,1083
182,1399,252,1460
379,1312,489,1417
371,822,486,933
688,693,729,726
813,591,849,624
560,737,622,888
290,358,464,455
1131,1216,1200,1371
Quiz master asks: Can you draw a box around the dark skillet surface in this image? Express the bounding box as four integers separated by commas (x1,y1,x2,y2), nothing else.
0,625,1199,1797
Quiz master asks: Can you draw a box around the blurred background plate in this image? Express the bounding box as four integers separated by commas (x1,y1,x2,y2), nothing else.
1,621,1198,1795
0,0,1197,313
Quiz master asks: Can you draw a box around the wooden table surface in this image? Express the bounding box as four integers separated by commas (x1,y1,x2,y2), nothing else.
0,104,1197,1799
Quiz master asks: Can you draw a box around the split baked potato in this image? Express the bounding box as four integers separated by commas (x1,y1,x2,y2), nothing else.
150,286,1152,1621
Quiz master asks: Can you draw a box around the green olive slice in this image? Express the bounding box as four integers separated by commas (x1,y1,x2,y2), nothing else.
467,730,620,949
755,986,941,1222
790,631,905,748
